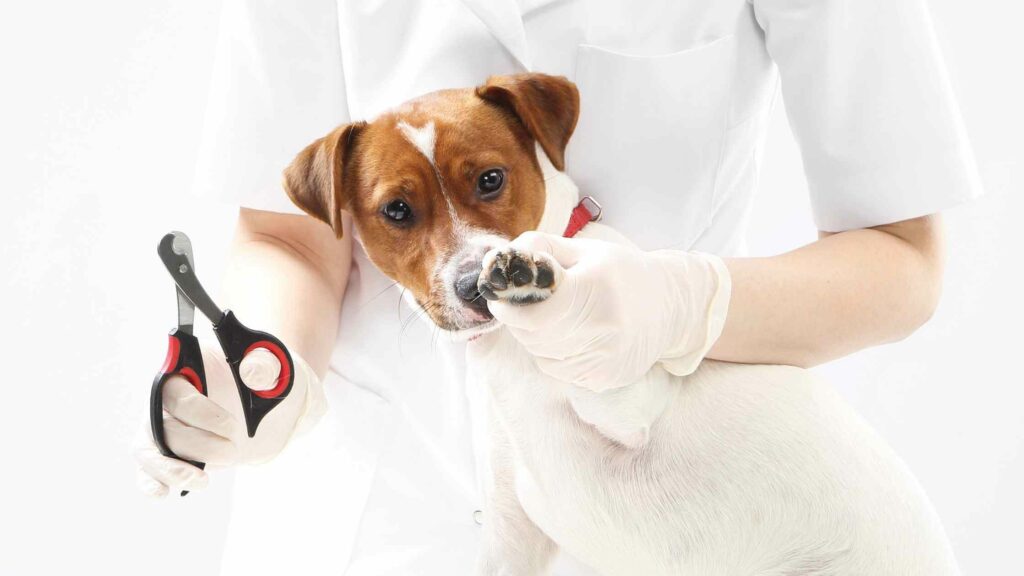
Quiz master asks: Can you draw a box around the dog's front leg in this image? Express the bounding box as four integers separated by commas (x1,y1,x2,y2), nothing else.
476,401,557,576
476,482,558,576
478,243,673,449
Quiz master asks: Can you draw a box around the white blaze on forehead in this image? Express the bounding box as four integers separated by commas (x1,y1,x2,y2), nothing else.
396,118,463,226
397,120,437,167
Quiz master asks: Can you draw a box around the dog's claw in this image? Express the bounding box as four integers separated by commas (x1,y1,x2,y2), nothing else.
479,284,498,301
488,267,509,291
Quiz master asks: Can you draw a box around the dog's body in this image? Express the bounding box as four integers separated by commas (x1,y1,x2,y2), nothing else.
467,158,958,575
284,74,959,575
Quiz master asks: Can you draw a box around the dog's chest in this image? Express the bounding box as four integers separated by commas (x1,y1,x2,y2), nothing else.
465,329,681,567
466,328,673,447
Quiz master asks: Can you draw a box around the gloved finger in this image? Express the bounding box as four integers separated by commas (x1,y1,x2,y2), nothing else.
502,326,580,362
515,320,613,359
533,356,574,384
533,334,628,390
136,466,169,498
239,347,281,392
508,231,586,269
533,352,601,388
488,271,585,332
162,376,243,440
135,436,209,492
161,415,240,465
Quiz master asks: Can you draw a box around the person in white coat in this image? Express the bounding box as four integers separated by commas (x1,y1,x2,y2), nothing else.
135,0,981,574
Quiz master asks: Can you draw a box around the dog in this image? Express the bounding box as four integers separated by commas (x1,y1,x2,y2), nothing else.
283,73,959,575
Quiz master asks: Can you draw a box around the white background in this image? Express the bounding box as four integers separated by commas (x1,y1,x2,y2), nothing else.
1,1,1021,574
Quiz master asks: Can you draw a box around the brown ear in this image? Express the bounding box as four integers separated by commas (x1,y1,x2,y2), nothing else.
282,122,365,238
475,73,580,171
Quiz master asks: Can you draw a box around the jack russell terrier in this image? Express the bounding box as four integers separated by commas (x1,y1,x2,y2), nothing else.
283,73,958,575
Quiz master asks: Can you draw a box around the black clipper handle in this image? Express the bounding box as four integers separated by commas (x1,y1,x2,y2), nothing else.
213,310,295,438
150,328,208,496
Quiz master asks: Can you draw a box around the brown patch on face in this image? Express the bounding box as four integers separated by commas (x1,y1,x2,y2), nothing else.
283,74,579,331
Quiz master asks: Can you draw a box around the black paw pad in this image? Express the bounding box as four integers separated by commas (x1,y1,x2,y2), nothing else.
508,256,534,287
534,261,555,289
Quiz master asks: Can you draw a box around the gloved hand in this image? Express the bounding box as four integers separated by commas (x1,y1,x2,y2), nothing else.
487,232,731,391
134,343,325,496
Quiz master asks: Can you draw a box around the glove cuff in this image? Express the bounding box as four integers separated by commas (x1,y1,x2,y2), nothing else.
242,350,326,465
655,251,732,377
290,352,328,436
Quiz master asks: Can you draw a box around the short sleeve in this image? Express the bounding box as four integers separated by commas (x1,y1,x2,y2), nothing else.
192,0,350,214
752,0,983,232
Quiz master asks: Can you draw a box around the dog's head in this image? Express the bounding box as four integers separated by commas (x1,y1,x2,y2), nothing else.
283,73,580,335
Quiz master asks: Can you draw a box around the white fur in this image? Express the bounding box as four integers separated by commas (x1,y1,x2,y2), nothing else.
460,149,960,575
441,230,506,334
397,119,437,166
533,143,582,236
398,119,462,223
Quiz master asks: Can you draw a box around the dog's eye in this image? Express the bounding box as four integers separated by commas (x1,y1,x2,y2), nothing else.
477,168,506,199
382,200,413,225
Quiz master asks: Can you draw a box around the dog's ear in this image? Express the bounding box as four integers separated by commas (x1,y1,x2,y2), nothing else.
283,122,366,238
476,73,580,171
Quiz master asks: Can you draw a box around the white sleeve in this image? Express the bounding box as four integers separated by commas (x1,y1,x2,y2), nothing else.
752,0,983,232
192,0,349,214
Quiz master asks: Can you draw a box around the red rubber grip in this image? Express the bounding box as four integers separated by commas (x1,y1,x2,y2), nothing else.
160,334,205,394
161,334,180,374
245,340,292,399
178,367,204,394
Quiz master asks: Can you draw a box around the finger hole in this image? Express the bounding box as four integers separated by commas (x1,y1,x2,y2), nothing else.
239,347,281,391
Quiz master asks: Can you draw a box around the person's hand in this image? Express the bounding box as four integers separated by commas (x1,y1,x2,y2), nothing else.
134,343,325,496
486,232,731,391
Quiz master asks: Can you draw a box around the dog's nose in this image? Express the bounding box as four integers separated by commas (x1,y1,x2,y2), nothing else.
454,264,491,316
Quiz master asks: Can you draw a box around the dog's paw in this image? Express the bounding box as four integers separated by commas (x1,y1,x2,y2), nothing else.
477,246,561,306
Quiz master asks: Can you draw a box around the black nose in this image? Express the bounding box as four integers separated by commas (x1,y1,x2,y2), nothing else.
454,264,491,316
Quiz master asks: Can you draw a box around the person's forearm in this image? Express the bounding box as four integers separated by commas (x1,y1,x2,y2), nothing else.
707,215,946,368
221,208,351,378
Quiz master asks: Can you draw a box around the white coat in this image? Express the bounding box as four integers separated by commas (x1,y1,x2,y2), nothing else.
193,0,981,574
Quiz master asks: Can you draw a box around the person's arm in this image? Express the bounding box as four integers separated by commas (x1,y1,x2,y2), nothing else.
709,214,944,368
135,0,353,496
729,0,981,366
222,207,351,378
486,214,944,390
135,208,350,496
473,0,980,391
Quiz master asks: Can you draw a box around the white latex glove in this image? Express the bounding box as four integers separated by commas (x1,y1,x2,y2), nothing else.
134,343,325,497
488,232,731,391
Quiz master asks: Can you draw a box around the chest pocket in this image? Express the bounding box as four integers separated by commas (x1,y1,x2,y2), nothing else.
567,35,738,250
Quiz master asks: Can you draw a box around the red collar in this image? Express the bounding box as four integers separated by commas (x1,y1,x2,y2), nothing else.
562,196,603,238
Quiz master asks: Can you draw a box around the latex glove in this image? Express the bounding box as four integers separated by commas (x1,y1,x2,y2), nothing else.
487,232,731,391
134,343,325,497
